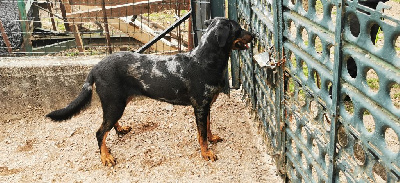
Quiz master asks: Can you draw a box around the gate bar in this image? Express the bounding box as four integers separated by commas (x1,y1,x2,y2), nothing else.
136,10,192,53
328,0,346,182
271,0,287,179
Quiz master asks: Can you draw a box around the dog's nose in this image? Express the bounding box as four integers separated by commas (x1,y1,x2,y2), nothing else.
251,33,256,39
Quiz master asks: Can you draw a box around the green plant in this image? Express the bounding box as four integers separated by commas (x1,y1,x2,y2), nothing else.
302,62,309,77
66,51,79,56
367,77,379,90
315,0,323,14
375,27,383,45
344,100,354,114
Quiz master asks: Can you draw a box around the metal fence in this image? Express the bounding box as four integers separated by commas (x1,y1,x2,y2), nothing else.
0,0,191,56
227,0,400,182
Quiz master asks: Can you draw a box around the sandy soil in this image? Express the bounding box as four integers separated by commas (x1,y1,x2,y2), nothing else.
0,90,282,183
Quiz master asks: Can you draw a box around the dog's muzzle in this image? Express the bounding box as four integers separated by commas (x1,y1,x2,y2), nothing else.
232,31,254,50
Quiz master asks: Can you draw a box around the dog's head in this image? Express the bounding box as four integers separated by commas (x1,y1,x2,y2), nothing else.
203,17,254,50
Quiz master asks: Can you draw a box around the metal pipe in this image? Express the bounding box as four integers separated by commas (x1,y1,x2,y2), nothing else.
136,10,192,53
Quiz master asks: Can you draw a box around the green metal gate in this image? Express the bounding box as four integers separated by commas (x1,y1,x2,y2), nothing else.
227,0,400,182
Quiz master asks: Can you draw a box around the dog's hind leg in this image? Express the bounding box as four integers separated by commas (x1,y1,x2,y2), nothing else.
96,97,127,167
114,96,134,137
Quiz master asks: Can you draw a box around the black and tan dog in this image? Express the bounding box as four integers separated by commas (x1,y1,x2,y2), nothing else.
46,17,253,166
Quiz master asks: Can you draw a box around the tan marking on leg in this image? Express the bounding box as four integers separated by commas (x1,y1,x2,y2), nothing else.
126,96,134,105
211,93,219,104
100,132,116,166
198,132,217,162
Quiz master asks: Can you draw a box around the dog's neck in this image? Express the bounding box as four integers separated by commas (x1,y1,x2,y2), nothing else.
191,35,231,73
192,46,229,70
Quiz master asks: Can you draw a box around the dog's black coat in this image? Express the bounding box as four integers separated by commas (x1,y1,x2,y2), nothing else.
47,17,253,164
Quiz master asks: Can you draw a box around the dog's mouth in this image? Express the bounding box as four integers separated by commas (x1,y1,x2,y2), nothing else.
232,33,253,50
232,39,250,50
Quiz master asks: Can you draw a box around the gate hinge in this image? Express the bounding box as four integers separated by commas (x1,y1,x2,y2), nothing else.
277,53,286,67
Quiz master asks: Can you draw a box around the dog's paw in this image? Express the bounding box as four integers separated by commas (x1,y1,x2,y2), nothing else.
201,150,217,162
116,126,132,136
208,135,223,144
101,153,116,167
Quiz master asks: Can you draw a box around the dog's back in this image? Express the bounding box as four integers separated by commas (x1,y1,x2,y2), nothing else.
92,51,195,105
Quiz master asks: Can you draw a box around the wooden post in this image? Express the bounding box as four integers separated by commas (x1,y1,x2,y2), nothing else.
70,25,84,52
59,0,70,32
47,0,57,31
0,19,13,53
61,0,84,53
101,0,112,54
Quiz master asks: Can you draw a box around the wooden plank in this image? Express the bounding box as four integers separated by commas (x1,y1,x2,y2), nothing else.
32,39,76,54
70,24,85,52
101,0,112,54
0,19,13,53
69,0,188,7
108,18,175,52
69,5,189,49
188,13,193,50
69,0,148,6
67,0,189,19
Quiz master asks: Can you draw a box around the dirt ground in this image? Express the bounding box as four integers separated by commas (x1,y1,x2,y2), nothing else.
0,89,282,182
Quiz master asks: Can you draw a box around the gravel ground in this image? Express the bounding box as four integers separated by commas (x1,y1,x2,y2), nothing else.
0,89,282,182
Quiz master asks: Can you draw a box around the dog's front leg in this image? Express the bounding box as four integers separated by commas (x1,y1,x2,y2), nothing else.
207,93,223,143
194,105,217,161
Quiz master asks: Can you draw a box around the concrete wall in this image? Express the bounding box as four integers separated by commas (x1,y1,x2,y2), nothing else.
0,56,102,121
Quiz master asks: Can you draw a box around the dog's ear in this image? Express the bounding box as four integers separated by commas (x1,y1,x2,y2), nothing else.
215,24,230,47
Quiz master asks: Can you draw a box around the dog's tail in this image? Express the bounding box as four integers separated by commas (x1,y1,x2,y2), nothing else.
46,70,95,121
